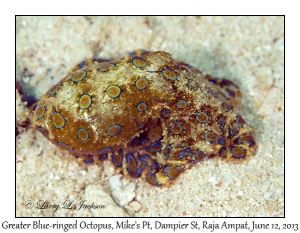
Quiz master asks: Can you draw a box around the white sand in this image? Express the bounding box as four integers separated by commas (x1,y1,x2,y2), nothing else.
16,16,284,217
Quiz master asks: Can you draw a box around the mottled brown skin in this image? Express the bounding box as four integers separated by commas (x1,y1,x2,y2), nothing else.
32,51,257,187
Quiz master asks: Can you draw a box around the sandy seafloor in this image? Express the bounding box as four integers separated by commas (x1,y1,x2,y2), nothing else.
16,16,284,217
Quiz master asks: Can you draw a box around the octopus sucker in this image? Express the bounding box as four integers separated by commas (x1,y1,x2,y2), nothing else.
32,50,257,187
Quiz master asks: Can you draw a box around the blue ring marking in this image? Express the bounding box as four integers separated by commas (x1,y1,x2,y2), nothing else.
164,166,183,180
163,166,173,180
229,127,238,136
221,79,229,86
208,78,217,83
170,122,184,135
133,137,147,145
222,102,233,112
150,161,160,171
220,79,239,88
57,142,73,152
71,70,87,83
204,131,217,142
138,161,148,176
180,142,186,148
74,154,79,159
207,88,218,97
178,148,192,159
98,148,112,161
235,115,246,127
78,94,92,110
194,150,206,163
237,134,255,146
126,154,140,178
226,88,235,97
36,104,46,120
138,125,143,130
106,124,122,136
187,79,198,88
162,68,178,81
148,141,162,152
106,84,122,98
132,58,148,68
94,58,100,63
79,61,85,69
218,137,226,145
52,112,66,129
176,99,188,109
196,112,209,124
139,154,150,161
130,50,147,56
99,63,115,72
219,147,227,158
221,79,238,88
48,82,60,95
146,172,161,186
232,147,246,159
112,149,123,167
164,145,173,159
77,128,89,142
83,154,94,164
161,109,170,118
139,154,150,165
178,154,184,159
37,127,48,138
218,117,226,131
33,104,37,111
134,78,148,90
136,102,148,112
